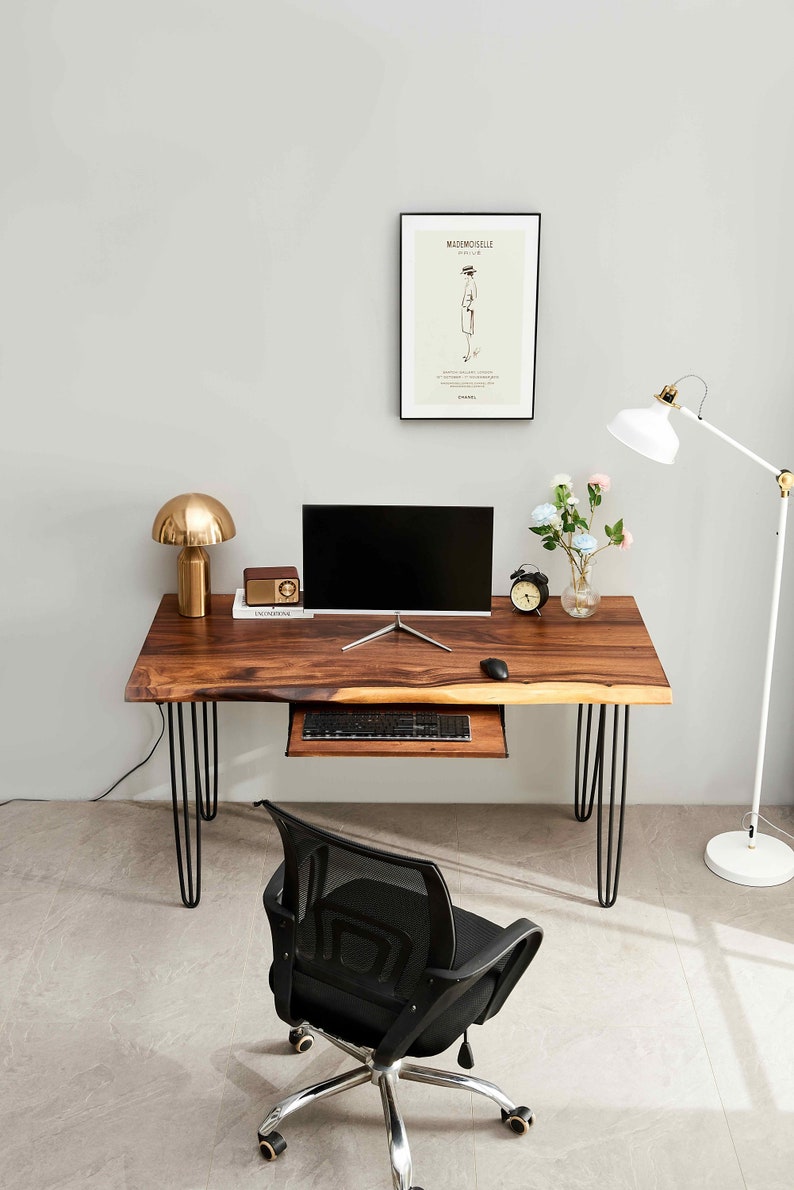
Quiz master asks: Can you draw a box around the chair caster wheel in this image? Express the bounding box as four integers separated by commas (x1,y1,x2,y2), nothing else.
501,1105,535,1134
288,1027,314,1053
259,1130,287,1161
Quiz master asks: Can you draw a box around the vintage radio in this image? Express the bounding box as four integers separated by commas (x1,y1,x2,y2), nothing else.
243,566,300,606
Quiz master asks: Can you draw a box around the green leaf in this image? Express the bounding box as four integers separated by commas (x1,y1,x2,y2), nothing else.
542,540,557,550
529,525,548,535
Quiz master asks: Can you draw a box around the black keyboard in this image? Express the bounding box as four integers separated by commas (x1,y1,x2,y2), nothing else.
302,709,472,742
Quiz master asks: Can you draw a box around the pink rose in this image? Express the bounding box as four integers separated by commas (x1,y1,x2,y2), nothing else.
588,473,611,492
618,528,633,551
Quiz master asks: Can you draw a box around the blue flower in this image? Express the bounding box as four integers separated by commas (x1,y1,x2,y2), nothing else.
532,502,558,525
572,533,598,554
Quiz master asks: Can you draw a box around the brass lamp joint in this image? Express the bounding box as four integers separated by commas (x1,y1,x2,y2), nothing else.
777,470,793,498
654,385,680,408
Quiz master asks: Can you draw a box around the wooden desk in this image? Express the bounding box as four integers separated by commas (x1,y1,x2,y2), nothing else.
126,595,671,907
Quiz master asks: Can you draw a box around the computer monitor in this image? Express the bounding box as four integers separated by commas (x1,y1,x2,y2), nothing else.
302,504,494,650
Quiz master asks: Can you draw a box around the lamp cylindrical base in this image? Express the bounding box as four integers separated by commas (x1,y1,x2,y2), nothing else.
704,830,794,887
177,546,211,617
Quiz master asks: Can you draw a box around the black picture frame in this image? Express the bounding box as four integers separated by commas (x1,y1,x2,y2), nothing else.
400,212,540,420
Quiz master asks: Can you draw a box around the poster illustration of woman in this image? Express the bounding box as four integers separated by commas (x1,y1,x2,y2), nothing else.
460,265,478,362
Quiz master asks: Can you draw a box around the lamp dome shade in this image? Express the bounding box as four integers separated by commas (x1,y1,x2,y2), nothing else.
152,493,236,546
607,402,680,464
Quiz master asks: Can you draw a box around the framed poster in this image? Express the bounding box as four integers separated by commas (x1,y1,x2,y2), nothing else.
400,213,540,420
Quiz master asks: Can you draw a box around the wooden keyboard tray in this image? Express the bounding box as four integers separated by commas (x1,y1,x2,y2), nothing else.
286,703,508,758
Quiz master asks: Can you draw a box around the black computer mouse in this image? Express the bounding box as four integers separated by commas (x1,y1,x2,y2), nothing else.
480,657,509,681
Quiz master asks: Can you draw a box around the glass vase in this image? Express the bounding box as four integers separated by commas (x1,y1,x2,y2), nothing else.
561,560,600,619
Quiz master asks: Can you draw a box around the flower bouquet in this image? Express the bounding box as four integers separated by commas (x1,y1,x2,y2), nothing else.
530,473,632,618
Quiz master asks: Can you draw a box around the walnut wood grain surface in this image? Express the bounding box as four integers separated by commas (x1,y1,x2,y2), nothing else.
125,595,672,706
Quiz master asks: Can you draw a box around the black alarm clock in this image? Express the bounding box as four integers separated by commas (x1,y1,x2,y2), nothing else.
509,564,549,615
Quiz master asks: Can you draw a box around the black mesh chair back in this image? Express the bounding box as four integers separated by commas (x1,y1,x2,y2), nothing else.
259,802,544,1188
266,802,459,1055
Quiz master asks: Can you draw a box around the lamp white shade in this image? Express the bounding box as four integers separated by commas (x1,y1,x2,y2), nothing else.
606,402,680,464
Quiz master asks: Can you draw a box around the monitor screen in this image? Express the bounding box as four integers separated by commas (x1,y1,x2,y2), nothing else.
302,505,494,615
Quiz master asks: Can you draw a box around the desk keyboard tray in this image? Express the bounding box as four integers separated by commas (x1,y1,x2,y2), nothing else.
286,703,507,758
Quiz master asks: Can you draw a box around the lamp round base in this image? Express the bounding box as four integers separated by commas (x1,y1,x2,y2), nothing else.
704,831,794,887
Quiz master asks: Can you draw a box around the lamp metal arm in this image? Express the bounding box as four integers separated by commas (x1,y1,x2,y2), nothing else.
680,405,788,483
657,386,791,490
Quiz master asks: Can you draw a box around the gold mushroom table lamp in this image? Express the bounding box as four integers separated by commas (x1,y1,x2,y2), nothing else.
152,492,236,617
608,376,794,887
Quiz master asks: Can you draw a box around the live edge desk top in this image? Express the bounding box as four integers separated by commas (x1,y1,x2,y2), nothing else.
125,594,671,708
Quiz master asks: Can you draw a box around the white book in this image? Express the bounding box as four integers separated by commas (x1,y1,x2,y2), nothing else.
232,590,315,619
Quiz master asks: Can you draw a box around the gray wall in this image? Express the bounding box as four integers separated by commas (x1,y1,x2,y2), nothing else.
3,0,793,809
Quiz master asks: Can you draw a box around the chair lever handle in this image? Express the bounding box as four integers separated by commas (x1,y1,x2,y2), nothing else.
457,1030,475,1069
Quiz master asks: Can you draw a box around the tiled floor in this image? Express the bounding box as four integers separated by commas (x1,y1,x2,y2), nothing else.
1,800,793,1189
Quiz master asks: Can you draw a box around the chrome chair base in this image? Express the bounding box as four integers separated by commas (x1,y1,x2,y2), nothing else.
257,1025,535,1190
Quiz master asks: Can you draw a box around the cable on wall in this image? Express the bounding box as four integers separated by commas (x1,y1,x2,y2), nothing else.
0,704,166,808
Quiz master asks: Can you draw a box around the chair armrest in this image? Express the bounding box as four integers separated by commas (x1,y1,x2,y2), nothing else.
373,917,543,1065
263,862,302,1026
466,918,543,1024
431,918,542,986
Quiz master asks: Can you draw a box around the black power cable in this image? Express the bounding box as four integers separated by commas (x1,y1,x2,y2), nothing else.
0,704,166,808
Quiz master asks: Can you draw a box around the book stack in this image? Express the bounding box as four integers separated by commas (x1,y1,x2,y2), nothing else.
232,590,315,619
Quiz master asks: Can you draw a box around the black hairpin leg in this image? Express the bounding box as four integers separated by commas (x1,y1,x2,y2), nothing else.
574,704,631,907
166,702,219,908
198,702,219,821
574,705,601,822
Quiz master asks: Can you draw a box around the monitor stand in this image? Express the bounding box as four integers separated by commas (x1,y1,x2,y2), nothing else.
341,613,452,653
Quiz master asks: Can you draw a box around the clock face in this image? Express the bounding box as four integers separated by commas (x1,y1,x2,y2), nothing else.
511,579,541,611
278,579,298,599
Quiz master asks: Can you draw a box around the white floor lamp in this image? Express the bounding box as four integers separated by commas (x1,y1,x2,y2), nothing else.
608,376,794,887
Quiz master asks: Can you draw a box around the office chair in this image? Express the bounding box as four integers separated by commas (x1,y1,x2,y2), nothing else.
257,801,544,1190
